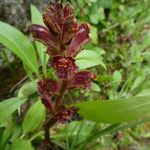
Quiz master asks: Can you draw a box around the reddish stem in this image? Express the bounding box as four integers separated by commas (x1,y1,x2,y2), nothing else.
55,79,67,109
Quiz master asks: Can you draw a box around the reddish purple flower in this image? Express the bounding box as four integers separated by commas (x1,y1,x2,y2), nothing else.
68,71,97,89
38,78,60,111
42,2,78,52
43,2,78,41
68,23,91,57
30,2,90,58
43,2,63,34
54,105,77,123
31,24,60,50
50,56,77,79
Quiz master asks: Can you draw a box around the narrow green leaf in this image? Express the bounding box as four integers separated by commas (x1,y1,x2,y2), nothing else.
10,139,34,150
89,27,98,44
91,82,101,92
73,96,150,123
112,70,122,89
0,128,12,150
0,97,27,125
22,100,46,133
30,4,49,75
0,21,39,76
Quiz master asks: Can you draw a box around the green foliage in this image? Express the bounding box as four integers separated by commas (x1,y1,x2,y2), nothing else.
18,81,37,98
30,5,49,76
0,97,27,125
52,121,95,149
76,47,106,70
73,96,150,123
0,21,39,77
10,139,34,150
0,127,12,150
22,100,46,134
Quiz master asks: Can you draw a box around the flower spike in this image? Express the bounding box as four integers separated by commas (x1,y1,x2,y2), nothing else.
31,2,96,124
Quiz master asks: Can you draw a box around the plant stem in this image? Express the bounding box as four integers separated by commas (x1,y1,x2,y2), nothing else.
44,117,56,142
55,79,67,109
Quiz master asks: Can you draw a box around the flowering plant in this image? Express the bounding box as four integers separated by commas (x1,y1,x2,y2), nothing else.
30,1,96,147
0,1,150,149
31,2,96,123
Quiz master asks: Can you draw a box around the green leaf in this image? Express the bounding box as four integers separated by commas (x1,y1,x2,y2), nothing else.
52,121,95,148
30,4,49,76
112,70,122,89
89,9,105,25
0,21,39,77
73,96,150,123
76,49,106,70
98,0,113,8
10,139,34,150
89,26,98,44
136,89,150,97
18,81,37,98
88,117,150,144
91,82,101,92
0,128,12,150
139,32,150,50
22,100,46,133
0,97,27,125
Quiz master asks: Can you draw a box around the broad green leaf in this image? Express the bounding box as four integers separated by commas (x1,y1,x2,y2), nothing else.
11,139,34,150
18,81,37,98
22,100,46,133
0,97,27,125
0,21,39,77
30,4,49,76
73,96,150,123
76,49,106,70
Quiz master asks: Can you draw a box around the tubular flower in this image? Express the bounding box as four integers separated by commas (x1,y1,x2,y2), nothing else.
30,2,90,57
31,2,96,123
38,78,60,111
54,105,78,123
68,71,97,89
50,56,77,79
68,23,91,57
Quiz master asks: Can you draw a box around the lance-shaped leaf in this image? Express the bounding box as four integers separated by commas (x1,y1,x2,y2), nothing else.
0,97,27,125
0,21,39,76
22,100,46,133
31,4,49,76
73,96,150,123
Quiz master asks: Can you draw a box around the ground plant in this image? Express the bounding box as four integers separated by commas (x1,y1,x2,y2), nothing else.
0,0,150,149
